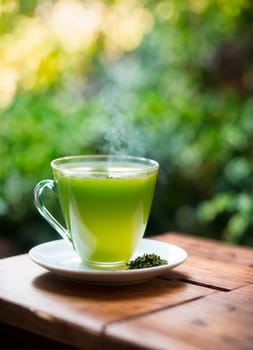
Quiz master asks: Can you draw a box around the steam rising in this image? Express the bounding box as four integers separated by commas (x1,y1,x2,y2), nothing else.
101,113,146,156
94,76,147,156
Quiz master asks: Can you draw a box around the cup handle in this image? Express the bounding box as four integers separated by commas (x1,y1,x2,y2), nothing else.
33,179,73,246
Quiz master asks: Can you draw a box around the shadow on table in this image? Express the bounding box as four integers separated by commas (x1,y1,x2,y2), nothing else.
32,270,190,301
0,322,77,350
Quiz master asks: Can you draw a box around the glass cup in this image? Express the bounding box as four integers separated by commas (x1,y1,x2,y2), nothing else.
34,155,159,269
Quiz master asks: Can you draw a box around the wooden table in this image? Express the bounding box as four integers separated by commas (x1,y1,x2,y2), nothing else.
1,232,253,350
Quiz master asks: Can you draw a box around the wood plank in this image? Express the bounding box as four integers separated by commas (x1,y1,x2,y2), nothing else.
105,284,253,350
0,254,214,349
161,254,253,290
154,232,253,266
153,232,253,290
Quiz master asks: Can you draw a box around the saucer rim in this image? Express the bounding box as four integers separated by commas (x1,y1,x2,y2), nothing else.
29,238,188,284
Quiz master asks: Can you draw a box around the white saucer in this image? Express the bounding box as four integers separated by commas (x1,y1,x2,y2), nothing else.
29,239,187,285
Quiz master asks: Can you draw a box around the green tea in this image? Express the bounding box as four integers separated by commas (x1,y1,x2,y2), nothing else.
54,161,157,266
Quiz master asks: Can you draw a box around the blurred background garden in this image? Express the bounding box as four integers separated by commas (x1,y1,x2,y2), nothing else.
1,0,253,257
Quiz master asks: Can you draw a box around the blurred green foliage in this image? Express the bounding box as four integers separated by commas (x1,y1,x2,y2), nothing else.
1,0,253,254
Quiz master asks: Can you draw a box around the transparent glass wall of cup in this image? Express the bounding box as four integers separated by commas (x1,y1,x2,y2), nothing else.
34,155,159,269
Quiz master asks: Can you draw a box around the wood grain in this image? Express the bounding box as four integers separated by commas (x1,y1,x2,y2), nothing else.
105,284,253,350
154,232,253,266
161,254,253,290
1,233,252,350
0,253,213,349
153,232,253,290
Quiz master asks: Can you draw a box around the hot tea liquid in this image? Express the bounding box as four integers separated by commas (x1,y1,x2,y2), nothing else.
54,162,157,265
